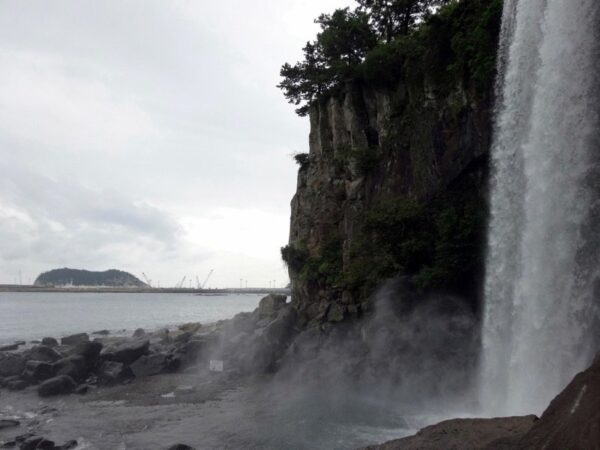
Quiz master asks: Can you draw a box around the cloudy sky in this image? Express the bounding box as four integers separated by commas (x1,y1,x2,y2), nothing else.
0,0,352,288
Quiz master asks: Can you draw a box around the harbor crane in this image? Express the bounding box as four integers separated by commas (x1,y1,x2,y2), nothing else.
141,272,152,288
201,269,214,289
177,275,186,289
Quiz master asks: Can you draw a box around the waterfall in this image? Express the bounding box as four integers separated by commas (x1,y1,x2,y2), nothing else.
481,0,600,416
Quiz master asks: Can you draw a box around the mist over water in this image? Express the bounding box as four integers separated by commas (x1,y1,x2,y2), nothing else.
481,0,600,416
250,280,481,447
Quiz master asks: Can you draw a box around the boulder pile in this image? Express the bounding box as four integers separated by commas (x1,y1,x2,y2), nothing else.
0,294,295,398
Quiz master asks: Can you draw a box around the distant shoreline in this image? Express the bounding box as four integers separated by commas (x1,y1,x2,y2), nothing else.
0,285,291,295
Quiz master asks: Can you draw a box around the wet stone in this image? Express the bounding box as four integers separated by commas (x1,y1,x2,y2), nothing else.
0,344,18,351
7,379,29,391
23,361,55,383
41,337,58,348
25,346,62,363
0,419,20,430
38,375,77,397
60,333,89,346
20,436,55,450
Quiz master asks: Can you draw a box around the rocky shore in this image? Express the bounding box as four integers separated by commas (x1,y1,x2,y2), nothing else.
2,293,599,449
0,294,302,449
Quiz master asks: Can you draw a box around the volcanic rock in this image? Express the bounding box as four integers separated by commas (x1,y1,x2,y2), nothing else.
20,436,55,450
0,352,26,377
71,341,103,362
95,361,133,386
25,345,62,363
7,379,29,391
130,353,169,378
514,353,600,450
53,355,88,381
258,294,287,317
0,419,19,430
363,416,537,450
0,343,18,351
60,333,89,346
133,328,146,338
41,337,59,347
101,339,149,365
38,375,77,397
23,360,55,383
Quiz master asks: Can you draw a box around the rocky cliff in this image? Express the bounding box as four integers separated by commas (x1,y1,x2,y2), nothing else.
284,0,502,327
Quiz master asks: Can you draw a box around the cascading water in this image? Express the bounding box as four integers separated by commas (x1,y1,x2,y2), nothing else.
481,0,600,416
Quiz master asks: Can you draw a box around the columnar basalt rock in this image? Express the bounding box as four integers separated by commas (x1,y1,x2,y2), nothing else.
287,79,493,326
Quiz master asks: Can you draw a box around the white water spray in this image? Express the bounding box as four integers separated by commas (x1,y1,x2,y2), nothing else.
481,0,600,416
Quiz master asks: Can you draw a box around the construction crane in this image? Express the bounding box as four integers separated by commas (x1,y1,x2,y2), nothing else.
196,276,201,289
177,275,186,289
141,272,152,288
201,269,214,289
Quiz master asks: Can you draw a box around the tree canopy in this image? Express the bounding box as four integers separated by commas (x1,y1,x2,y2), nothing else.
278,0,454,116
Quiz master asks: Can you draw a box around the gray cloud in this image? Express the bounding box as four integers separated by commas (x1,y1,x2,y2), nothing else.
0,0,351,286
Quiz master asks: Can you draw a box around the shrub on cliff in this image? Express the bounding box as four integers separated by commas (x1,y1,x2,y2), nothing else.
293,153,310,170
343,163,487,298
282,237,344,288
281,245,309,273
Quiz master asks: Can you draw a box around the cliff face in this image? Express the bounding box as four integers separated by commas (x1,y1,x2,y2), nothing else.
285,0,501,327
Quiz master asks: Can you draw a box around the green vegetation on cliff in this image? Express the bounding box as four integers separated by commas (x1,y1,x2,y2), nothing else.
279,0,501,115
346,159,488,298
34,268,147,288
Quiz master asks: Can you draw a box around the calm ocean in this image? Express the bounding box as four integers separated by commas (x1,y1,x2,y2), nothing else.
0,291,262,343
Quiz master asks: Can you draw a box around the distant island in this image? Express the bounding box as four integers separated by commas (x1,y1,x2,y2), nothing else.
34,268,147,288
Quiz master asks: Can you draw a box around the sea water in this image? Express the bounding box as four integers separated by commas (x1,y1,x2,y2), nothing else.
0,292,261,343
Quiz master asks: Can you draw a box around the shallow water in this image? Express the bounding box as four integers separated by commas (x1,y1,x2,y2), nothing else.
0,292,261,342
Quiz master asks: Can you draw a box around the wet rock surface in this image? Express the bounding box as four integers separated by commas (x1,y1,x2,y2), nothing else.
24,346,62,364
0,344,19,352
363,416,538,450
60,333,89,346
23,361,54,383
41,338,58,348
0,420,19,430
38,375,77,397
511,353,600,450
101,339,150,365
367,353,600,450
0,353,26,378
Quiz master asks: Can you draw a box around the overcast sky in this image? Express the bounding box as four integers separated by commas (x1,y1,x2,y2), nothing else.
0,0,352,288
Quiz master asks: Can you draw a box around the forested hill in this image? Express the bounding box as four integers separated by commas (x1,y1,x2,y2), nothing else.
34,268,147,287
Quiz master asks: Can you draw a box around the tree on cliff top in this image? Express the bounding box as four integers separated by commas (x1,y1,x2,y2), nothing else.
278,0,453,116
278,8,376,116
357,0,451,42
